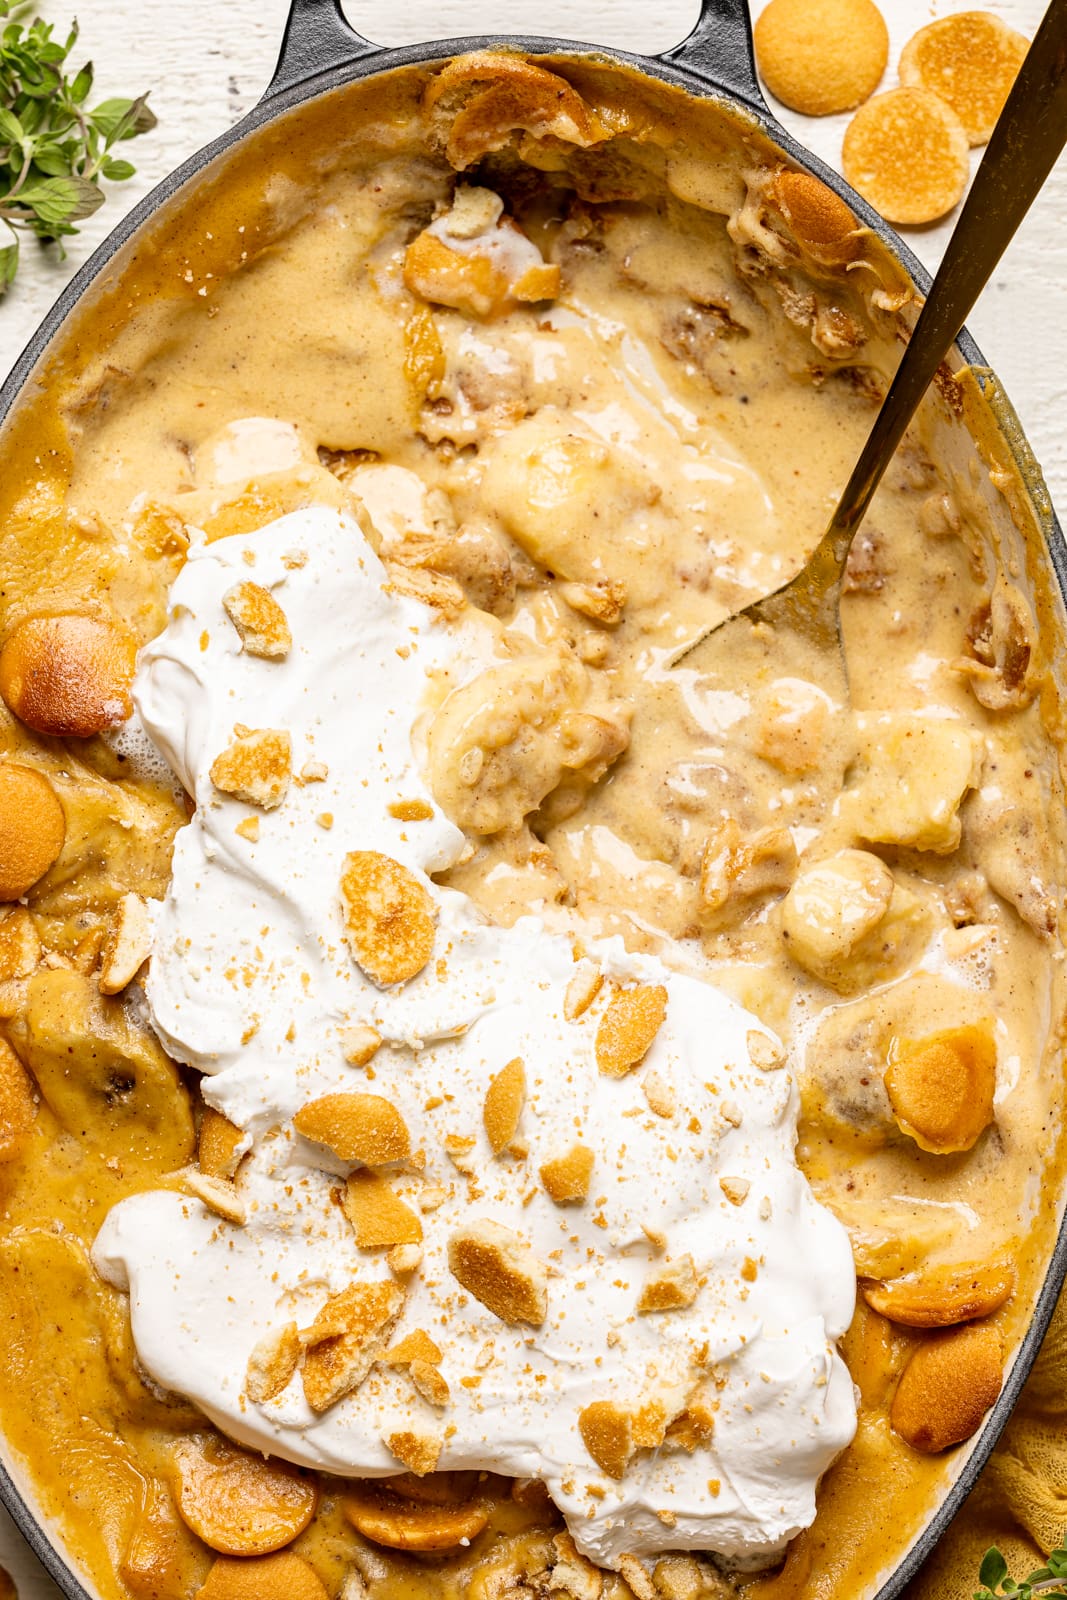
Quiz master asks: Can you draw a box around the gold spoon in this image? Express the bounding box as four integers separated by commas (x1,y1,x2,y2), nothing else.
676,0,1067,733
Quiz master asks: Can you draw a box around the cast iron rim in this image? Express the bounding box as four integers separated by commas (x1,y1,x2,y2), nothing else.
1,31,1064,1600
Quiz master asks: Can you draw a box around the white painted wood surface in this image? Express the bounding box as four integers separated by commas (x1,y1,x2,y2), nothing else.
0,0,1062,1593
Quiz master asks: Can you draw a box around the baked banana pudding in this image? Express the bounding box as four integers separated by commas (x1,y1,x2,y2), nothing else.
0,49,1063,1600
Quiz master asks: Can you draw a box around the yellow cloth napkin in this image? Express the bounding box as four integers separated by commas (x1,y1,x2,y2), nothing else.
907,1293,1067,1597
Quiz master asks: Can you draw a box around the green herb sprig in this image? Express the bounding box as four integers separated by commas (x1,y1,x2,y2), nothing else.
0,0,156,291
977,1544,1067,1599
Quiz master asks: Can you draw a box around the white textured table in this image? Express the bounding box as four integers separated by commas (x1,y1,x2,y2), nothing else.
0,0,1062,1594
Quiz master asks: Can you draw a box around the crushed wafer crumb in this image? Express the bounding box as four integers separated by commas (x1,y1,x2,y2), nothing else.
539,1143,594,1205
551,1531,602,1597
664,1390,717,1452
246,1322,301,1403
483,1056,526,1154
637,1255,699,1314
343,1170,423,1247
341,1023,382,1067
294,1092,411,1165
98,891,152,994
564,961,603,1021
234,815,260,842
448,1218,548,1326
301,1281,404,1412
388,798,434,821
642,1071,676,1118
384,563,466,616
387,1244,423,1274
300,759,328,783
210,727,292,810
748,1029,785,1070
384,1329,443,1367
444,1133,477,1175
198,1108,244,1180
409,1359,450,1407
720,1101,743,1128
223,580,292,658
719,1176,751,1206
630,1402,667,1449
175,1165,246,1225
340,850,436,987
617,1554,656,1600
419,1185,449,1213
384,1430,442,1476
596,984,668,1077
578,1400,633,1479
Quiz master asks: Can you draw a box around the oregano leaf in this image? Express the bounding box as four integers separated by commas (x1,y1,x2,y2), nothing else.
15,172,103,225
981,1551,1011,1592
0,6,154,290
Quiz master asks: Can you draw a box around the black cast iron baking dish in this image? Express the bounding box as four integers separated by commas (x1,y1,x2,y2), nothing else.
0,1,1065,1596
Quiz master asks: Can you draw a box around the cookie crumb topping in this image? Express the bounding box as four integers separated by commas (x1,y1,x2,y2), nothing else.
384,1429,442,1476
301,1281,404,1412
448,1218,548,1326
223,580,292,658
210,726,292,810
340,850,436,986
246,1322,301,1403
483,1056,526,1154
539,1144,595,1205
637,1255,699,1314
595,984,668,1078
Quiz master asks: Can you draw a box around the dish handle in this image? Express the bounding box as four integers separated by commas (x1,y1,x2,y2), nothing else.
658,0,766,111
265,0,767,115
266,0,379,100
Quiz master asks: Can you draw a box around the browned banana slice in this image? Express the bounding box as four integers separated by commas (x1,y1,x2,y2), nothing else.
387,1470,482,1506
343,1485,488,1551
120,1478,204,1600
861,1259,1015,1328
890,1323,1003,1452
172,1436,317,1556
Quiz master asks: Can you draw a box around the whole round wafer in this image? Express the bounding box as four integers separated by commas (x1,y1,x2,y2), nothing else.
843,87,970,225
754,0,889,117
899,12,1029,146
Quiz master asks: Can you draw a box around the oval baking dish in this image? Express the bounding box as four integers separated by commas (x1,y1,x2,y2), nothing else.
0,3,1065,1599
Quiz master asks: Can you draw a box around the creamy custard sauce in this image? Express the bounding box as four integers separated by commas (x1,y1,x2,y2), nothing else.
0,49,1064,1600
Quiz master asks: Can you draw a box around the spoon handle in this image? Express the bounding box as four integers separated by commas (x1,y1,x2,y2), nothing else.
827,0,1067,555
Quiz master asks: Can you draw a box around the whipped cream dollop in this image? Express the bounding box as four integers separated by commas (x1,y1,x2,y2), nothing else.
93,505,856,1571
